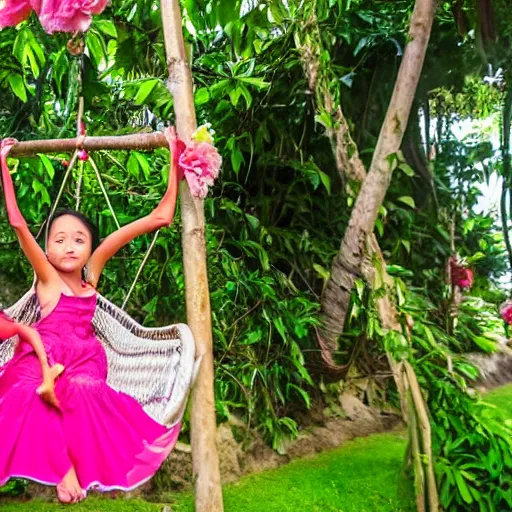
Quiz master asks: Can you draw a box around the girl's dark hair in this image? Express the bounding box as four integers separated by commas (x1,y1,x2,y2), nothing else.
48,209,100,252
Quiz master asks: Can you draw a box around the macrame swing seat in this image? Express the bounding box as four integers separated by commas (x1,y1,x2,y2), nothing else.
0,141,200,429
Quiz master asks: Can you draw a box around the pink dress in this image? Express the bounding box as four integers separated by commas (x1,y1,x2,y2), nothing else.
0,293,180,491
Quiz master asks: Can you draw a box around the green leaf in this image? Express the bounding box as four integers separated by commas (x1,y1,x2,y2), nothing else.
133,151,150,179
87,31,106,68
273,316,287,341
8,74,27,102
397,196,416,209
230,143,245,175
95,20,118,38
229,86,243,107
29,37,46,68
375,218,384,237
194,87,210,105
38,154,55,179
245,214,260,229
354,37,369,56
237,77,270,89
317,170,331,194
398,162,415,177
13,30,28,66
127,153,140,179
473,336,497,353
25,44,40,78
466,252,486,264
287,383,311,409
134,79,158,105
31,179,51,206
454,470,473,504
313,263,330,281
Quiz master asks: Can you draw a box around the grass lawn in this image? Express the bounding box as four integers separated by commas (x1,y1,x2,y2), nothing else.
1,433,413,512
484,383,512,419
2,384,512,512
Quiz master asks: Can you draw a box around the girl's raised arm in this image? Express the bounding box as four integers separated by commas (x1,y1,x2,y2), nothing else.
1,139,58,285
85,127,182,288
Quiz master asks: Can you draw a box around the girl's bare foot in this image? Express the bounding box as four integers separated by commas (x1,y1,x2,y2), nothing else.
57,467,86,504
37,363,64,409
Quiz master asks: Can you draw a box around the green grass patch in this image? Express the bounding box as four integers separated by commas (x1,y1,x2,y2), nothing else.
1,432,413,512
6,384,512,512
484,383,512,420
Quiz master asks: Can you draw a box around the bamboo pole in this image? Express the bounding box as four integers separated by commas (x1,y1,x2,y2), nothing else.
160,1,224,511
9,132,168,156
404,362,439,512
407,387,426,512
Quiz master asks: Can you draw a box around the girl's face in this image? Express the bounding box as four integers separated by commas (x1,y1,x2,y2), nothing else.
47,215,92,274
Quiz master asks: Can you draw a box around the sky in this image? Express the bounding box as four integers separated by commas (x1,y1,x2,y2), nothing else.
450,115,502,216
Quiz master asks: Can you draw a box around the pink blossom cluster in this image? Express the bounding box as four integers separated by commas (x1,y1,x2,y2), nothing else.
500,301,512,325
449,257,474,290
0,0,107,34
179,141,222,199
169,125,222,199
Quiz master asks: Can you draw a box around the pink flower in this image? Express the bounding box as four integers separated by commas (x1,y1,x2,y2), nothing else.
179,141,222,199
457,268,474,289
78,149,89,161
37,0,108,33
449,257,474,290
500,301,512,325
0,0,108,33
0,0,32,29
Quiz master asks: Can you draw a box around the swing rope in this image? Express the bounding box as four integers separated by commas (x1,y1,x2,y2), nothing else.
75,160,84,210
121,230,160,310
88,155,121,230
42,149,79,244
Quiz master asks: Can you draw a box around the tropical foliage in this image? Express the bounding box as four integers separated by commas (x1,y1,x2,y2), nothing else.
1,0,512,509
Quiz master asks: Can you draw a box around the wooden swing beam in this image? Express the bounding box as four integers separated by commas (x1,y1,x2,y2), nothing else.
9,132,169,157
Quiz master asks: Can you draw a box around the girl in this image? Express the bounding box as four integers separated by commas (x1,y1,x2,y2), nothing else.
0,128,181,504
0,311,63,408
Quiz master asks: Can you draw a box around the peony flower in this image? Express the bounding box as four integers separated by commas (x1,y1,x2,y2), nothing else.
449,257,474,290
0,0,108,34
0,0,32,29
500,301,512,325
179,140,222,199
37,0,108,34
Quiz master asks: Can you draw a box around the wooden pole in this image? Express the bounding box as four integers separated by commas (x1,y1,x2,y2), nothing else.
160,1,224,511
405,362,439,512
9,132,168,156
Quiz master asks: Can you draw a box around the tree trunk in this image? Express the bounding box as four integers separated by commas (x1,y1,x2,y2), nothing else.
297,9,439,508
320,0,436,349
160,1,224,511
297,8,407,403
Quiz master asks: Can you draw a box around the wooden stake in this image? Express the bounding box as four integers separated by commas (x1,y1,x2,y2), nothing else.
160,1,224,511
405,362,439,512
407,387,426,512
